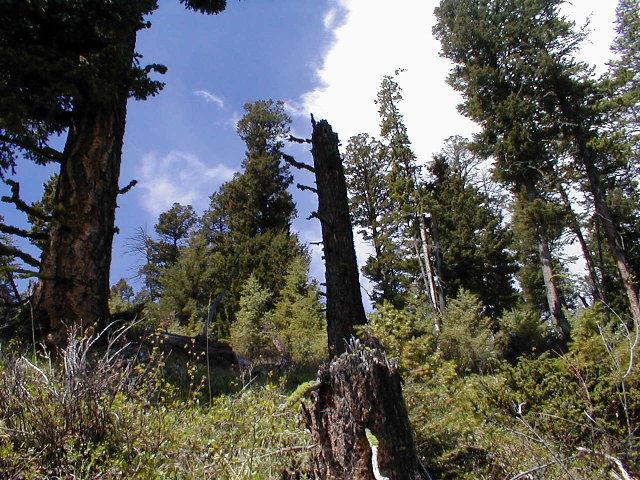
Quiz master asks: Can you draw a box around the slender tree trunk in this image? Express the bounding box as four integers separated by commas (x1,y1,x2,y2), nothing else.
523,185,571,339
33,93,128,343
576,135,640,329
417,215,441,315
557,185,607,304
311,119,367,357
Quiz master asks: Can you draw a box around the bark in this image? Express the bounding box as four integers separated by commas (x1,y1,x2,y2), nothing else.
557,185,607,304
311,119,367,357
524,184,571,339
536,223,570,338
33,92,128,343
154,332,237,367
576,134,640,329
302,340,428,480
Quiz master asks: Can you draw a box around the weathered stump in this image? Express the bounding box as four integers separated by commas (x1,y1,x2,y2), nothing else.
302,340,428,480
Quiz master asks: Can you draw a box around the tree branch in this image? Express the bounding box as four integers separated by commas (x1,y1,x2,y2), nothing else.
118,179,138,195
0,244,41,268
1,180,51,221
289,135,311,144
0,222,48,241
296,183,318,194
281,153,315,173
0,134,63,163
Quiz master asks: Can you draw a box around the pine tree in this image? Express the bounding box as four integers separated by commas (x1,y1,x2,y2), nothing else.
0,0,229,341
434,0,582,338
343,133,404,306
427,137,518,318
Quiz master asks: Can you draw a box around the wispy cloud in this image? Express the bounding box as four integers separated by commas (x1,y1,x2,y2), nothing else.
194,89,225,109
136,151,235,218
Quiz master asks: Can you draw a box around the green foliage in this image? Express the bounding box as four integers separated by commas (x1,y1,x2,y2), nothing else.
438,289,501,374
270,256,327,364
0,327,312,479
229,274,275,360
427,137,517,317
365,301,437,379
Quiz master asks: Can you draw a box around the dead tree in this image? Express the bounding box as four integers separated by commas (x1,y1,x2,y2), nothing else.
310,118,367,356
302,339,430,480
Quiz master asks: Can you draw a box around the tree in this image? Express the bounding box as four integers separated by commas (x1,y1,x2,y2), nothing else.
154,100,302,335
311,119,367,356
0,0,228,343
427,137,517,318
344,133,404,306
376,73,445,314
434,0,581,339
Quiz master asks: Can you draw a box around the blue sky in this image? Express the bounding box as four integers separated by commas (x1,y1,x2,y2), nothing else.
2,0,619,298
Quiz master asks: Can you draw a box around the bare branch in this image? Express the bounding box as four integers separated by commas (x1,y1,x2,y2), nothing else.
288,135,311,144
281,153,315,173
118,179,138,195
0,244,40,268
0,222,47,241
1,180,51,222
296,183,318,194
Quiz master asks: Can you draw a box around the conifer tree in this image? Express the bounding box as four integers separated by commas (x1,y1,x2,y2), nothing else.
434,0,581,338
427,137,517,318
0,0,229,342
344,133,404,306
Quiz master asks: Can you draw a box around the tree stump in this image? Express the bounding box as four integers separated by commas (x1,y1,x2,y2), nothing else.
302,339,428,480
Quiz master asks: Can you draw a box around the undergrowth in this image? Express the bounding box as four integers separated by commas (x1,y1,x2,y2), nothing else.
0,325,312,480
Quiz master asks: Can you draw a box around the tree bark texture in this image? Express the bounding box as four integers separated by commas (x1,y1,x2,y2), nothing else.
302,340,427,480
311,119,367,357
523,184,571,339
33,94,128,343
576,135,640,330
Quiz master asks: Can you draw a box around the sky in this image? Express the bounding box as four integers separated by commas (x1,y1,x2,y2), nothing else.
2,0,619,299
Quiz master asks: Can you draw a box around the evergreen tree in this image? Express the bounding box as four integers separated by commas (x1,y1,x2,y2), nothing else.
156,100,302,335
427,137,517,318
343,133,403,306
0,0,229,341
270,255,327,363
434,0,583,338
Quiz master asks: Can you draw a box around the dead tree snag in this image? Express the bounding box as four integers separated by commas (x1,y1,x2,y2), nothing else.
310,118,367,356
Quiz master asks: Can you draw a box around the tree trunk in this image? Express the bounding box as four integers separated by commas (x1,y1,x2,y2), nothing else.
557,185,607,305
523,184,571,339
33,93,128,343
302,340,429,480
311,119,367,357
576,135,640,330
536,222,571,338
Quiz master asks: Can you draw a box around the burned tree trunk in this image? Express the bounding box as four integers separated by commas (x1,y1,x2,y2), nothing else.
302,340,429,480
311,119,367,356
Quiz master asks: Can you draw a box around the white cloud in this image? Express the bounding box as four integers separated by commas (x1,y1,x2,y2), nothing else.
294,0,617,291
298,0,617,166
194,89,225,109
136,151,235,218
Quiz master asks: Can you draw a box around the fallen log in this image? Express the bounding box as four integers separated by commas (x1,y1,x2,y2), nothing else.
153,332,237,367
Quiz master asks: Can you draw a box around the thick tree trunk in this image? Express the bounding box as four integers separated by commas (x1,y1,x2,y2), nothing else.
302,340,429,480
311,119,367,357
33,94,128,343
